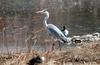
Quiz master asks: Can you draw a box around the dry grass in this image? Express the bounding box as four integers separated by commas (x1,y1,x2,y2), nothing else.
0,42,100,65
0,50,39,65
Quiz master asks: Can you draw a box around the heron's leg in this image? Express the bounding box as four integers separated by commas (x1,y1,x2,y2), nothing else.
48,37,54,52
51,37,59,52
51,42,55,51
58,41,62,51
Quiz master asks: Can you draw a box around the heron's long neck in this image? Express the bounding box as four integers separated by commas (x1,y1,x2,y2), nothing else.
43,15,49,27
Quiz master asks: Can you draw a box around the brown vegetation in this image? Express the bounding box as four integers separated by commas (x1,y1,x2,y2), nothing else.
0,42,100,65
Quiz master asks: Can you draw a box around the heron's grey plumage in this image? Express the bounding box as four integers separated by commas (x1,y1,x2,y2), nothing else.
47,24,67,42
36,9,68,43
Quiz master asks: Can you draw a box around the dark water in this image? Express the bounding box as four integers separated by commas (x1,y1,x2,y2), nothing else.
0,0,100,53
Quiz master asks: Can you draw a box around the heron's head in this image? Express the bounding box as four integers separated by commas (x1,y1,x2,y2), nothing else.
36,9,49,18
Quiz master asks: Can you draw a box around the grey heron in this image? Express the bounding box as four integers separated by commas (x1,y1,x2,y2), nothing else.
36,9,68,42
36,9,68,51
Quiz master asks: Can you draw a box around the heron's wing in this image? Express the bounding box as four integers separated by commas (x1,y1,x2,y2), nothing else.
47,24,67,40
47,24,63,34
